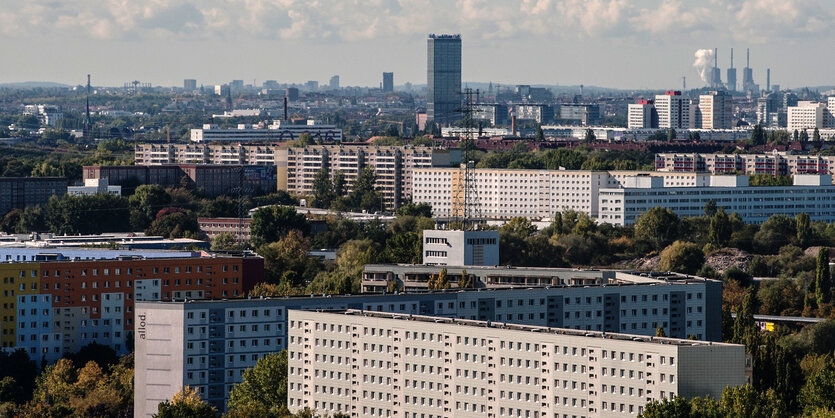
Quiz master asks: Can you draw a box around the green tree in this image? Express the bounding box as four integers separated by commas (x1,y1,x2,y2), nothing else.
796,213,812,248
813,127,821,142
667,128,676,142
154,386,218,418
535,124,544,141
704,200,717,217
639,396,692,417
800,355,835,414
800,129,810,141
145,209,200,239
708,208,732,247
332,170,346,197
210,232,244,251
250,205,310,244
311,168,334,209
395,202,432,218
129,184,171,231
659,241,704,274
718,385,786,418
227,351,288,416
634,207,681,251
732,285,758,344
584,128,595,141
655,326,666,337
349,167,381,212
815,247,831,306
750,124,767,145
754,215,796,254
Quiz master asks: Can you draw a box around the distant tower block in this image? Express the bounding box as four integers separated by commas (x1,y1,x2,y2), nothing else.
767,68,771,91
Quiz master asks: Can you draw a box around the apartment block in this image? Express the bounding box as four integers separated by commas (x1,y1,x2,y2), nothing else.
654,91,692,129
655,152,835,178
698,91,733,130
599,174,835,225
83,165,277,197
627,101,657,129
136,144,457,210
287,310,745,418
413,168,709,220
2,256,262,364
788,101,827,131
422,230,499,266
133,277,722,416
0,177,68,215
515,104,554,124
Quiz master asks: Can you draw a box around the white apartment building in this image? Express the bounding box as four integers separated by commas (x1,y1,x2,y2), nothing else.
134,278,722,416
627,103,656,129
788,101,827,131
287,310,745,418
422,229,500,266
698,91,733,130
654,91,692,129
190,120,342,143
67,178,122,196
413,168,709,220
599,174,835,225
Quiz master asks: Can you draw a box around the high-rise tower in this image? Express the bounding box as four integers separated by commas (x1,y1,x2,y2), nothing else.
427,34,462,125
711,48,721,88
382,72,394,93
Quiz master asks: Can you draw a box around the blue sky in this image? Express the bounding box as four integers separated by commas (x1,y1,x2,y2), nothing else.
1,0,833,89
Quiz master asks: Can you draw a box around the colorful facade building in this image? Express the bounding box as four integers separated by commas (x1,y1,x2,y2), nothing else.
2,256,263,363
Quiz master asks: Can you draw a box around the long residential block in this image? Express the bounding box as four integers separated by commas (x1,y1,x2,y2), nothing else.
0,256,262,363
0,177,68,214
133,277,721,417
655,152,835,179
287,310,746,418
83,164,277,197
135,144,460,209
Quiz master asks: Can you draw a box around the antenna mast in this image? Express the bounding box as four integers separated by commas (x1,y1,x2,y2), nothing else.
455,88,482,230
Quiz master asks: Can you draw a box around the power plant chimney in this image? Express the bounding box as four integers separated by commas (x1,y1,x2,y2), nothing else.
714,48,717,69
747,48,750,68
283,96,288,121
730,48,734,69
767,68,771,91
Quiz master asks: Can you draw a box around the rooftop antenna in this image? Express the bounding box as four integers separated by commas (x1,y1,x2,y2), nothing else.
455,88,483,230
682,76,686,91
730,48,734,69
747,48,750,68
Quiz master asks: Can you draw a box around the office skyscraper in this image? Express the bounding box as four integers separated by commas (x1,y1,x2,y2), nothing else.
382,72,394,92
427,34,461,125
329,75,339,90
183,79,197,91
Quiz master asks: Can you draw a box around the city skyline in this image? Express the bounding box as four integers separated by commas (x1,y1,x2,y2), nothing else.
1,1,834,90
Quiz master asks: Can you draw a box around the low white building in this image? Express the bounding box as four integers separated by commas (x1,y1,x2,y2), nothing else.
67,178,122,196
599,174,835,225
190,120,342,143
422,229,499,266
288,309,746,418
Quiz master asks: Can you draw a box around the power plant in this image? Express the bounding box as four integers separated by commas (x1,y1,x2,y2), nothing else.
695,47,764,94
726,48,737,91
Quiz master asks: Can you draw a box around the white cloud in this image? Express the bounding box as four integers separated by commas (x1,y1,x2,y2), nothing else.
0,0,832,44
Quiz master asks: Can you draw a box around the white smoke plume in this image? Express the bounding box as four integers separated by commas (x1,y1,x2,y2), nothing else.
692,49,714,85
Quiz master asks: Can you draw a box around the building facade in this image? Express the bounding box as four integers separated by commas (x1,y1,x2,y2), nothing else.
2,256,262,364
515,105,554,124
0,177,68,215
83,165,277,197
599,174,835,225
190,121,342,143
698,91,733,130
422,230,499,266
413,168,710,220
627,101,658,129
287,310,745,418
655,152,835,178
134,278,722,416
654,91,692,129
382,72,394,93
427,34,462,125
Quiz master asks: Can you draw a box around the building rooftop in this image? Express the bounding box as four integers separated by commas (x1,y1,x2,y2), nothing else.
316,309,737,348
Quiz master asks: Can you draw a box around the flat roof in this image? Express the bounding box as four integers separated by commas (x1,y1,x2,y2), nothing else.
310,309,738,348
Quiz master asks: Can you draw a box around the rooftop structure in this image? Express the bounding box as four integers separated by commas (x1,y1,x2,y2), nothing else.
190,120,342,143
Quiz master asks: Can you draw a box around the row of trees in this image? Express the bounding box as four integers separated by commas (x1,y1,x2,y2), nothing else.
311,167,382,213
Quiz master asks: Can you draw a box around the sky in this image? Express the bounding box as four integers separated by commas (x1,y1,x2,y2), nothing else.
1,0,833,90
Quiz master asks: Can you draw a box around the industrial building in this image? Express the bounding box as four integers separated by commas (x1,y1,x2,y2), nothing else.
133,274,722,416
287,310,745,418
